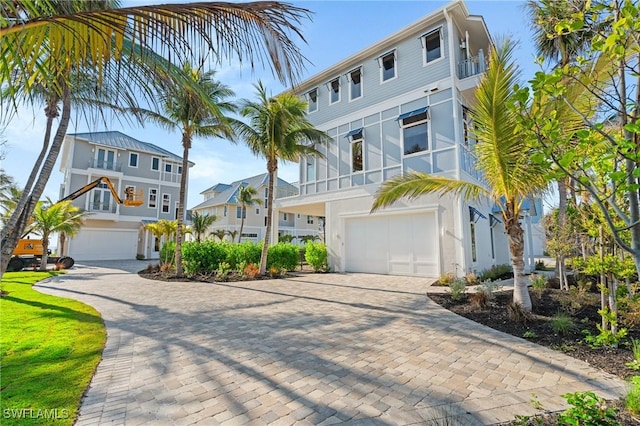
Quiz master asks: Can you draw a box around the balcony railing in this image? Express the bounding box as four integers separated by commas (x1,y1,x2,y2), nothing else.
89,159,122,172
89,202,117,213
458,51,487,79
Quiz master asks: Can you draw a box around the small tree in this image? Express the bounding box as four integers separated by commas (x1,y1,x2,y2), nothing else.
236,184,262,243
226,229,239,243
191,212,218,242
210,229,227,242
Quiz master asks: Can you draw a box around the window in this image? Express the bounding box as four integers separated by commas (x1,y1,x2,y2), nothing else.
379,51,396,81
470,222,477,262
307,215,314,225
264,188,269,209
264,216,267,226
151,157,160,171
306,157,315,182
349,68,362,100
92,182,112,211
308,88,318,112
148,188,157,208
255,208,260,215
129,153,138,167
165,163,172,173
422,29,442,64
329,78,340,104
236,206,246,219
177,165,183,174
283,213,288,220
347,129,364,172
96,148,116,170
462,106,474,147
223,205,227,217
174,201,179,220
400,109,429,155
162,194,170,214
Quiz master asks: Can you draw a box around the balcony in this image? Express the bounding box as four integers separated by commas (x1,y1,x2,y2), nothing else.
88,159,122,172
457,52,487,80
88,202,117,213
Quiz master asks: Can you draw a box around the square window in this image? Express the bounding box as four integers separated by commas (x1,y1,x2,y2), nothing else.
329,78,340,104
349,68,362,100
165,163,172,173
129,152,138,167
423,29,442,63
308,88,318,112
381,52,396,81
177,165,183,174
307,215,314,225
402,111,429,155
151,157,160,171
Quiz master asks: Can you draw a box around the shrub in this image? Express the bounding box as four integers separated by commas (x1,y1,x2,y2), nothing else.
477,280,501,301
160,241,175,265
216,261,231,281
243,263,260,280
267,243,299,271
618,295,640,329
550,313,575,336
449,278,467,301
530,274,546,298
465,272,480,286
470,292,489,310
436,272,455,286
182,241,228,275
478,264,513,281
626,376,640,417
305,241,329,272
626,339,640,371
225,241,261,269
557,391,618,426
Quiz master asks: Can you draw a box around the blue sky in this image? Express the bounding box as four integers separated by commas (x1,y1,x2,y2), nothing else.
1,1,538,209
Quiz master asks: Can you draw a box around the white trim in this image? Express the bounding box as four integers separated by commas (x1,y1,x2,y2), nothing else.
420,26,445,67
161,193,171,214
68,168,181,188
151,156,160,171
148,188,157,209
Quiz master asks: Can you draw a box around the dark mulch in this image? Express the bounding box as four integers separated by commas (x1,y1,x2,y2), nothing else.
430,287,640,425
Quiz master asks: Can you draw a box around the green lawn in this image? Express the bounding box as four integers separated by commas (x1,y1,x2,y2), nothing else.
0,272,105,425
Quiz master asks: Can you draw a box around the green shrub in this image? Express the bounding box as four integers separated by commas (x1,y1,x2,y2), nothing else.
449,278,467,301
626,339,640,371
216,261,231,281
478,264,513,281
477,280,501,300
160,241,175,265
182,241,228,275
267,243,299,271
550,313,575,336
436,272,455,286
626,376,640,417
530,274,546,297
557,391,619,426
225,241,261,269
305,241,329,272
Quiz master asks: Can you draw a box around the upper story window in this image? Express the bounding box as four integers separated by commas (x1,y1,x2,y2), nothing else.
165,163,172,173
95,148,117,171
162,193,170,213
346,128,364,173
148,188,157,208
283,212,288,221
129,152,138,167
329,78,340,104
307,88,318,113
223,205,227,217
306,157,315,182
398,107,429,156
379,51,396,82
151,157,160,171
236,206,246,219
421,28,442,64
177,165,183,174
348,68,362,101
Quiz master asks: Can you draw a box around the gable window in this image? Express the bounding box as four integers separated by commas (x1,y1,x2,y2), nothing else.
148,188,157,208
129,152,138,167
422,29,442,64
329,78,340,104
162,193,170,213
379,51,396,81
236,206,246,219
398,107,429,155
151,157,160,171
348,68,362,101
346,128,364,172
307,88,318,112
307,215,314,225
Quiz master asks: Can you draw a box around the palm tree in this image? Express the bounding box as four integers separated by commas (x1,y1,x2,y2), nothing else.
0,170,21,226
372,39,548,311
0,1,313,275
145,219,178,264
191,212,218,242
235,82,331,275
226,229,240,243
130,65,235,277
29,199,89,271
211,229,227,242
236,185,262,243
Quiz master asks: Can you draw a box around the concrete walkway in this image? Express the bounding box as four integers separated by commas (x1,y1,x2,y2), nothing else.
36,261,626,425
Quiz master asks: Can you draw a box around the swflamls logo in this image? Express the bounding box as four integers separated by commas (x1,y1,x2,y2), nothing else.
3,408,69,419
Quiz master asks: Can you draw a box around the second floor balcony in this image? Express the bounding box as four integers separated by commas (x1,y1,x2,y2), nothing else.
88,201,117,213
88,158,122,172
458,51,487,80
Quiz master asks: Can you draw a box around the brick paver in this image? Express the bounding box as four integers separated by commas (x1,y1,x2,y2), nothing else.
36,261,627,425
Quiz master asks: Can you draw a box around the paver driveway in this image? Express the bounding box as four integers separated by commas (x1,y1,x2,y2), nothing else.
36,261,626,425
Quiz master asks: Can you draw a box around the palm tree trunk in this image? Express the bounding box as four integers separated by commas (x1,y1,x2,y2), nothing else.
60,232,66,256
505,212,532,311
39,231,50,271
259,159,277,275
1,88,71,275
239,203,246,244
174,137,190,278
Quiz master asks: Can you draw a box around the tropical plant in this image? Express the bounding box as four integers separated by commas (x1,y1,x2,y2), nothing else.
129,65,235,277
145,219,177,264
236,184,262,243
28,198,89,270
372,39,548,311
305,241,328,272
0,169,21,225
0,1,313,275
226,229,239,243
210,229,228,241
191,212,218,242
235,81,331,275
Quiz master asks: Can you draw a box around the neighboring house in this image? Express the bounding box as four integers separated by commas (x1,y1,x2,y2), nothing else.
58,131,193,261
191,173,321,243
276,0,543,277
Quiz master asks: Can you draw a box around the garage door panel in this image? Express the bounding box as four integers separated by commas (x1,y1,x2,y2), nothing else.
70,229,138,261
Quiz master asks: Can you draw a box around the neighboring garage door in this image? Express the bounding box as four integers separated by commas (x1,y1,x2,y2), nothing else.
344,213,439,276
69,229,138,261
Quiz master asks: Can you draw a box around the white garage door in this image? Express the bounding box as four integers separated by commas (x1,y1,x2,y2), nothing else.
69,229,138,261
344,213,439,276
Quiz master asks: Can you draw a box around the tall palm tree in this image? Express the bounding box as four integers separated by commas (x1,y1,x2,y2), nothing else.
235,82,331,275
236,184,262,243
29,198,89,271
0,169,21,226
0,1,313,275
372,39,548,311
191,212,218,242
130,65,235,277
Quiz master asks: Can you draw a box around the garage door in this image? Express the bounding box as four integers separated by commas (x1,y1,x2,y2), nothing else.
68,229,138,261
344,213,439,276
